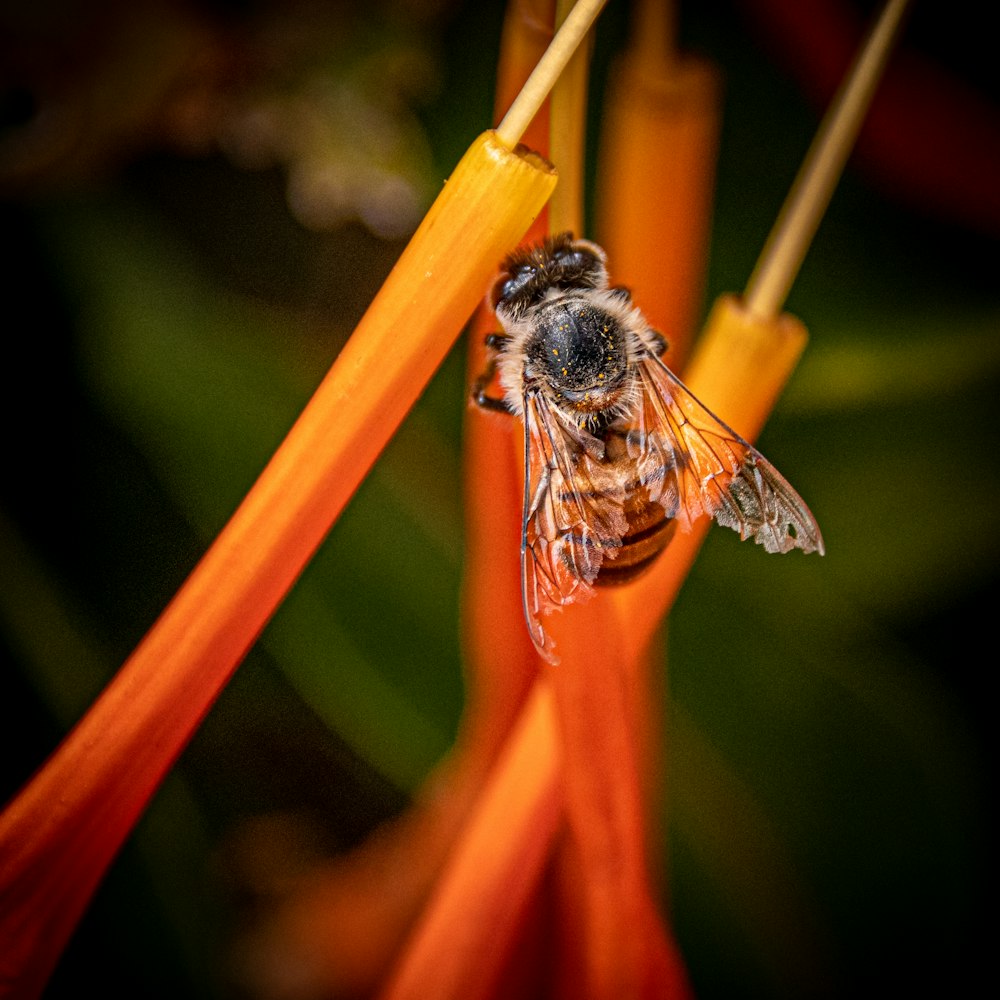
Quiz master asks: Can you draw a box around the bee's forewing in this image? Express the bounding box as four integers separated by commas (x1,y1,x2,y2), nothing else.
635,356,824,555
520,391,632,660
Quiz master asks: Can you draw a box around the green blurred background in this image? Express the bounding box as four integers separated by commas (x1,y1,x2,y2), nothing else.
1,1,995,997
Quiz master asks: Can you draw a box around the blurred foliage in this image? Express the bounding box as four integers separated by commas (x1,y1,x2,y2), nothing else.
0,0,995,998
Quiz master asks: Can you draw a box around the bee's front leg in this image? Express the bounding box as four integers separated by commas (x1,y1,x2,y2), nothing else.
646,329,669,358
472,332,515,413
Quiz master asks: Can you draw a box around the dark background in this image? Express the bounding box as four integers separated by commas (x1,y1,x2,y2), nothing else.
1,1,995,997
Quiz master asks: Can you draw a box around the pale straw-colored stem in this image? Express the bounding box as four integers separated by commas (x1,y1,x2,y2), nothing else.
496,0,610,149
743,0,911,321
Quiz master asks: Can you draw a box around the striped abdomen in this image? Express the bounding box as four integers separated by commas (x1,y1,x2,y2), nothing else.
557,451,680,586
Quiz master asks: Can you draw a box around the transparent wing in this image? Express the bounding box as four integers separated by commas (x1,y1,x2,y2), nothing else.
631,353,825,555
517,354,823,659
520,389,630,660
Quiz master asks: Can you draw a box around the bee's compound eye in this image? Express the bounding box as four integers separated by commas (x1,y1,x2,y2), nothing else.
551,244,607,287
488,276,507,309
553,250,590,271
490,266,535,310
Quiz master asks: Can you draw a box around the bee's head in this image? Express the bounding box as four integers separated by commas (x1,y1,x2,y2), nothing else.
490,233,608,324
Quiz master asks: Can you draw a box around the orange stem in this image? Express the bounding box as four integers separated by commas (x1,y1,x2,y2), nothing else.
379,681,562,1000
0,131,556,1000
460,0,555,737
595,12,721,371
544,623,693,999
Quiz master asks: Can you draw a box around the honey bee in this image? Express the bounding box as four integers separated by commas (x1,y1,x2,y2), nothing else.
473,232,824,660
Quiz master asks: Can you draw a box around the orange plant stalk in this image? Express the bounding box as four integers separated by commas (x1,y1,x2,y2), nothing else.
0,132,556,1000
379,682,562,1000
595,0,721,372
461,0,555,759
590,0,723,857
535,3,711,996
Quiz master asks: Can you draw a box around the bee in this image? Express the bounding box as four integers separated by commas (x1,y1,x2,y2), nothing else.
472,232,824,661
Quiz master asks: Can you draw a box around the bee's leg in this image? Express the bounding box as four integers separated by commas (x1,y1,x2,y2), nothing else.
474,389,512,413
472,332,514,413
646,330,669,357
